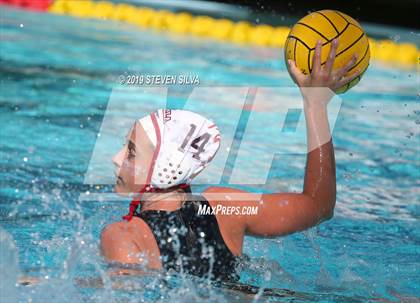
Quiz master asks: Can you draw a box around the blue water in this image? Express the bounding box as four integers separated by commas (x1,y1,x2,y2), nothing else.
1,6,419,303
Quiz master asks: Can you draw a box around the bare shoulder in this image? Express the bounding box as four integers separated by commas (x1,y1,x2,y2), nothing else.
101,217,141,236
202,186,261,206
201,186,256,255
203,186,247,194
100,217,162,268
101,217,157,244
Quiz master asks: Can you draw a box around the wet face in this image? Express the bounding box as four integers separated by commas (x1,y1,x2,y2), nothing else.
112,122,155,194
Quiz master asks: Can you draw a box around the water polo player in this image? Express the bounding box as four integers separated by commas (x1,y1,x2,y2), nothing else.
101,39,360,281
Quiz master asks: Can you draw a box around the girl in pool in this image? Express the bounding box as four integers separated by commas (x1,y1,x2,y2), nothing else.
101,39,360,281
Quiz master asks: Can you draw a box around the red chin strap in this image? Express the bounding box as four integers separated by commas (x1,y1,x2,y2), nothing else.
122,183,191,221
122,185,154,221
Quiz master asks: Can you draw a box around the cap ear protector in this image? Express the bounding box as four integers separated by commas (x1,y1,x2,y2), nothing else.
123,109,221,220
150,142,193,189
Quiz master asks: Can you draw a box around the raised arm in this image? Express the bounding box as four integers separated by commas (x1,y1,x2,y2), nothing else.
208,39,360,238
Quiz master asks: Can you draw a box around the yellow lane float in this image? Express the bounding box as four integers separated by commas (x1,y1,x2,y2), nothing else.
46,0,418,68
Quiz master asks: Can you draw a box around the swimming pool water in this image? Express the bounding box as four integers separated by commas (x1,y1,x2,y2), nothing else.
1,6,419,303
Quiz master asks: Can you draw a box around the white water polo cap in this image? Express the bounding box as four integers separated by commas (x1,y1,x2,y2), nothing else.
139,109,221,189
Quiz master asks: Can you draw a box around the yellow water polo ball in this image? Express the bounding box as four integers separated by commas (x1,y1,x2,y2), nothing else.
285,10,370,94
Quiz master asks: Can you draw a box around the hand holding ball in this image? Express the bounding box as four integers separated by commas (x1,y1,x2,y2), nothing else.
285,10,370,93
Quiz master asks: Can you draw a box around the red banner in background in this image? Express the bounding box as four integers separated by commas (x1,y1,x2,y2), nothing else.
0,0,53,11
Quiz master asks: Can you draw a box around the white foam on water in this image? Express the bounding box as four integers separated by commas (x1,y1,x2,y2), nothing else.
0,228,19,303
